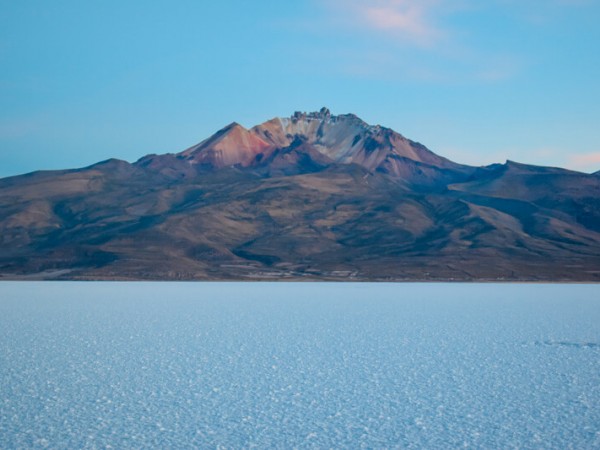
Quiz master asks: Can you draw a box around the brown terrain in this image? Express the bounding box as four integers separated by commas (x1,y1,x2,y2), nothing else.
1,108,599,281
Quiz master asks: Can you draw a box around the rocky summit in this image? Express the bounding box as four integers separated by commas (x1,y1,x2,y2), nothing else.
1,108,599,281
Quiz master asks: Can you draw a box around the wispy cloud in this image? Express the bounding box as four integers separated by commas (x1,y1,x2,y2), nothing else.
316,0,523,83
524,148,600,173
359,0,445,46
567,152,600,171
326,0,450,47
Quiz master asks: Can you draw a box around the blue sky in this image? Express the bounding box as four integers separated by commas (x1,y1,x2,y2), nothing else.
1,0,599,177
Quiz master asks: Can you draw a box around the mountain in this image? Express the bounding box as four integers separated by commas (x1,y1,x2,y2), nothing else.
145,108,471,185
1,108,599,281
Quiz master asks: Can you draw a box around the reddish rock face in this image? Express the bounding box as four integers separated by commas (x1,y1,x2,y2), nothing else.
177,109,464,179
180,122,272,168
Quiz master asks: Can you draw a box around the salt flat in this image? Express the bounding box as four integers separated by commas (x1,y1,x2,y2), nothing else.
0,282,598,448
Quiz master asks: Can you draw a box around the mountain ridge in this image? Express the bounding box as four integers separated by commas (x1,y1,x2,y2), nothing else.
1,108,599,281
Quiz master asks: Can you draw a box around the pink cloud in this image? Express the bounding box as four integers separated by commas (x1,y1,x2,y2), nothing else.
568,152,600,171
362,1,443,45
328,0,447,47
317,0,522,82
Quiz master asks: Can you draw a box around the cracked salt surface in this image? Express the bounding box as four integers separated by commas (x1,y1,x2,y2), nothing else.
0,282,598,449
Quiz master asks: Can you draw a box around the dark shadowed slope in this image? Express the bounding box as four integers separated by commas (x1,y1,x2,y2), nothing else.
1,109,599,281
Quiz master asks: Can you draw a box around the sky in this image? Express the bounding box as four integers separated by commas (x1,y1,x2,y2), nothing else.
1,0,599,177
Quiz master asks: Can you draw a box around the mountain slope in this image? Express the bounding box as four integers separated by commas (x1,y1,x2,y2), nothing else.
1,109,599,281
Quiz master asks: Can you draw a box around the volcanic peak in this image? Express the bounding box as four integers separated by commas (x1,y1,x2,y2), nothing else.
183,109,441,172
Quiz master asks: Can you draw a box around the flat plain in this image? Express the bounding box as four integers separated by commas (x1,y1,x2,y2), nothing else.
1,282,598,448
